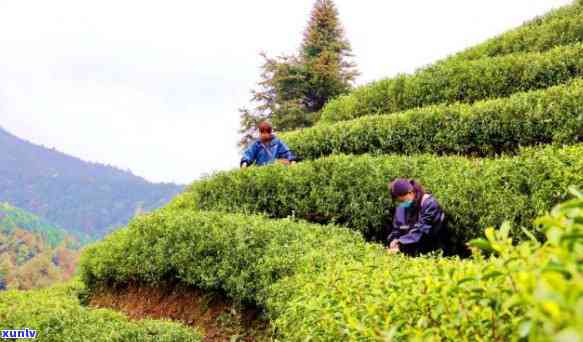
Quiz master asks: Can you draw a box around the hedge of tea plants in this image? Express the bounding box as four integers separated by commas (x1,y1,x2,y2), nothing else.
319,43,583,124
0,279,202,341
269,192,583,340
282,79,583,160
448,1,583,61
80,191,583,340
170,145,583,246
80,210,371,305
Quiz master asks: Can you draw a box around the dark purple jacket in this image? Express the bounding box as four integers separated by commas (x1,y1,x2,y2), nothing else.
388,194,445,249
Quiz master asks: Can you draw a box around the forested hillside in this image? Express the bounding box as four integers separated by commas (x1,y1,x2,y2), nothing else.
0,127,184,239
0,202,87,247
0,226,80,291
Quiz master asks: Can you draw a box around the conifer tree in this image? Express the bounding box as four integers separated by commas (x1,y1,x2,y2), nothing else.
238,0,357,147
300,0,358,112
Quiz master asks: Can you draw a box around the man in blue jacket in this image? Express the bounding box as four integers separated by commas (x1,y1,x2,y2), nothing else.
240,121,296,168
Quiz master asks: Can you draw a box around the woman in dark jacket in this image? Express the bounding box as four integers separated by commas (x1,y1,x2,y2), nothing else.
387,178,447,256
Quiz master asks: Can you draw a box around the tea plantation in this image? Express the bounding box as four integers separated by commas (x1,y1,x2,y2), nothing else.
6,1,583,340
0,279,202,341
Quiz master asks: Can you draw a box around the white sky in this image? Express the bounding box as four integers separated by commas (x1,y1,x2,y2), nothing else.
0,0,573,184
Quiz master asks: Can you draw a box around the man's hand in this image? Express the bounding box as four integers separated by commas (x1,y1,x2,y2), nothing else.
277,159,291,165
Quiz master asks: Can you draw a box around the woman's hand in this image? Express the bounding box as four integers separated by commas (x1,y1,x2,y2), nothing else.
388,239,400,254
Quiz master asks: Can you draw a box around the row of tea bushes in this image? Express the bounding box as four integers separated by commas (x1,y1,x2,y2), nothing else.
80,192,583,340
0,279,202,341
448,1,583,61
319,43,583,124
269,192,583,340
282,79,583,160
80,211,370,306
169,145,583,247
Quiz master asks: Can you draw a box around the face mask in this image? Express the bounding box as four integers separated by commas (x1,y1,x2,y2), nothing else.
398,200,414,209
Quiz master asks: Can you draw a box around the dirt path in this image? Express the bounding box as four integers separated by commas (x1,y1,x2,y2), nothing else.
88,281,271,341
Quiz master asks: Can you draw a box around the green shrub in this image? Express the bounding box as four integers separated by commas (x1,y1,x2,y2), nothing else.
449,2,583,61
0,279,202,341
80,211,370,305
270,189,583,340
171,145,583,246
320,43,583,124
282,79,583,160
80,192,583,340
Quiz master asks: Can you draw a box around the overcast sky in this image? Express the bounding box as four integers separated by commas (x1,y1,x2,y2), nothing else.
0,0,572,184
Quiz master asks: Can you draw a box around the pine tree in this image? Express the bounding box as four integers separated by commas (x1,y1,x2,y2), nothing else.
238,53,310,146
238,0,358,147
300,0,358,112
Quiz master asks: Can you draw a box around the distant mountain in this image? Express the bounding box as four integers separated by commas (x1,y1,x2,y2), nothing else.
0,126,184,239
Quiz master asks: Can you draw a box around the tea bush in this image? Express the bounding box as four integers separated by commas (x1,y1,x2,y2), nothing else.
0,279,202,341
283,79,583,160
172,145,583,246
270,189,583,340
319,43,583,123
80,211,371,305
449,1,583,61
80,192,583,340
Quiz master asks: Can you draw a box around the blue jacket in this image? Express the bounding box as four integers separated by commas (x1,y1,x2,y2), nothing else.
241,136,295,166
388,194,446,251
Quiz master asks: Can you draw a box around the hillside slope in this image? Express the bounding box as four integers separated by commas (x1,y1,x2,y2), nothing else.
0,203,85,290
0,127,184,239
0,202,87,247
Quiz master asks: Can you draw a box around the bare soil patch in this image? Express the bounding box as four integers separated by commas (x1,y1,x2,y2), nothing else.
89,281,271,341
